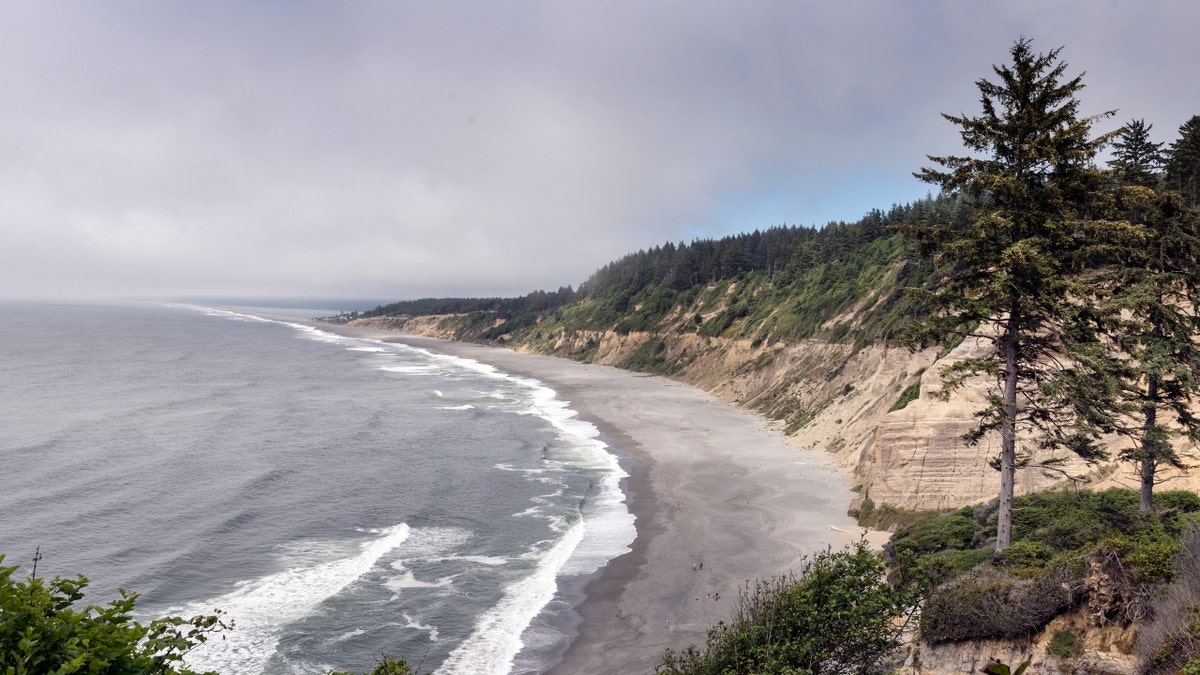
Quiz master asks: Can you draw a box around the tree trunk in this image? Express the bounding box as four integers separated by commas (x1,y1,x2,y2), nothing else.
997,312,1020,552
1140,377,1159,514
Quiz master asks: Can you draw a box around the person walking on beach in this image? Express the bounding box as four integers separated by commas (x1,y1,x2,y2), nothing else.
692,563,697,572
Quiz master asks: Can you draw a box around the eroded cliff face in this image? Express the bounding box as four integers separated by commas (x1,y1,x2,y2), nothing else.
342,315,1195,518
897,610,1138,675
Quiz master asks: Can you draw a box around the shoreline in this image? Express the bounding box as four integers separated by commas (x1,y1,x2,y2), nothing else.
311,324,873,673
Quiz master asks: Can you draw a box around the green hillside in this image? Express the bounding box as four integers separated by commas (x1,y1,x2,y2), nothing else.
349,195,973,366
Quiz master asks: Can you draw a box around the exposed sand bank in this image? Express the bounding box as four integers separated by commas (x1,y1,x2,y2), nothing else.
315,324,874,673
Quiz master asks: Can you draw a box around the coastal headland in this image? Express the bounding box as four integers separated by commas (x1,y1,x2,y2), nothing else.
318,323,875,673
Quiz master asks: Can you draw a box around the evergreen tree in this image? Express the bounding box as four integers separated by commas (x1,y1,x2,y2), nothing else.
903,38,1124,551
1167,115,1200,208
1101,121,1200,513
1108,119,1164,188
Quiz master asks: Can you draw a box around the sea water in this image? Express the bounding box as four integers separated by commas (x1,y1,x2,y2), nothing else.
0,302,635,674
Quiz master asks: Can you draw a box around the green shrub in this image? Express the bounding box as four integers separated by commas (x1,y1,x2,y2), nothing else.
620,337,675,373
1105,523,1182,584
1158,490,1200,513
890,488,1200,587
1137,526,1200,673
888,507,979,559
0,553,418,675
657,541,918,674
890,378,923,412
1047,629,1084,658
0,555,227,675
698,310,734,337
995,540,1056,573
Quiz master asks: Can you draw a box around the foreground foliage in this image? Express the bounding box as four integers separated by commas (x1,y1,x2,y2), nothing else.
0,554,413,675
656,541,917,675
0,555,226,675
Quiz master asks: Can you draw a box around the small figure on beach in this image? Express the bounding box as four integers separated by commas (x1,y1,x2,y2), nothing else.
706,592,711,599
714,592,720,601
699,561,703,570
692,563,697,571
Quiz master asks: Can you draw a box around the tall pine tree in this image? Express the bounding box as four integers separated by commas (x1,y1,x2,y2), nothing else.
1102,119,1200,513
1108,119,1163,188
1167,115,1200,208
903,38,1125,551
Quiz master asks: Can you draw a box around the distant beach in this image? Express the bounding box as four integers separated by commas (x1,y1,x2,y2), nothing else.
318,325,871,673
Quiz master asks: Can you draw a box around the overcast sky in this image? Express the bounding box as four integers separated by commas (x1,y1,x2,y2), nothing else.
1,1,1196,305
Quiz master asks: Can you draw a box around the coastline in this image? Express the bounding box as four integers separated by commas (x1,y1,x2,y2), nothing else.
314,324,872,673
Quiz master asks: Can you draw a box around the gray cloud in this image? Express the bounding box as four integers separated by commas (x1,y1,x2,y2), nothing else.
1,1,1196,302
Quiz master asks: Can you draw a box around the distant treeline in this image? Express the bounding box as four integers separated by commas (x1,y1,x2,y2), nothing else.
358,193,973,347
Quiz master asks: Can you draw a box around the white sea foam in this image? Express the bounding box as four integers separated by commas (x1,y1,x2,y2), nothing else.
171,524,411,675
424,554,508,566
384,567,459,593
402,613,440,642
379,363,437,374
434,517,586,675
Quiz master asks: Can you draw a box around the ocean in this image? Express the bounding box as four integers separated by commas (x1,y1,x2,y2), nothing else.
0,302,635,674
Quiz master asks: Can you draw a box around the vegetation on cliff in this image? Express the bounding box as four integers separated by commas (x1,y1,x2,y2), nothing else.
656,541,919,675
886,488,1200,671
353,197,964,355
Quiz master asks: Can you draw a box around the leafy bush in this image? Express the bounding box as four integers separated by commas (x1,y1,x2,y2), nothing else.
889,506,979,557
1105,524,1182,584
697,310,734,337
0,555,227,675
887,506,982,583
1158,491,1200,512
994,539,1056,573
889,489,1200,586
657,540,918,675
1047,629,1084,658
0,553,416,675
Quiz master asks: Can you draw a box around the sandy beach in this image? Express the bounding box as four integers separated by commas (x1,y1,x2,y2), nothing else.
318,325,868,673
